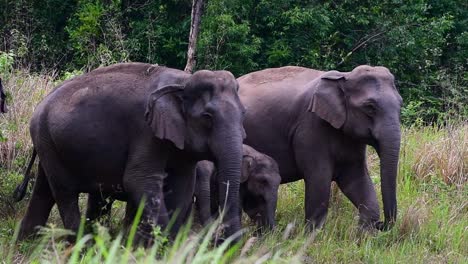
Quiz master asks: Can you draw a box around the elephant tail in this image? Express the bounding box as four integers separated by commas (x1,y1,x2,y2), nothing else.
13,148,36,202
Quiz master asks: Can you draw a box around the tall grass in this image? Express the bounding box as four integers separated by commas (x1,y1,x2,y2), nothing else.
0,70,56,168
0,70,466,263
407,125,467,187
0,70,56,220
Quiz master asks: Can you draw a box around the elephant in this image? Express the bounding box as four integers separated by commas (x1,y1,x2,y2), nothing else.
194,144,281,230
238,65,402,231
70,145,281,231
0,78,7,113
17,62,246,244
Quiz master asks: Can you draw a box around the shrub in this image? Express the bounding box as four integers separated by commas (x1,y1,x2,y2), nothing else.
0,52,15,76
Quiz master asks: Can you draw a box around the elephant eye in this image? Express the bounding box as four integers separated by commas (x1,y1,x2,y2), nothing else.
362,101,377,116
202,112,213,119
201,112,213,127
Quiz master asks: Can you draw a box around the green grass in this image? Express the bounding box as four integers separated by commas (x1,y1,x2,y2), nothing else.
0,70,466,263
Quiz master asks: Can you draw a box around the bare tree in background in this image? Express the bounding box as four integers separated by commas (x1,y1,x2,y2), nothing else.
184,0,205,73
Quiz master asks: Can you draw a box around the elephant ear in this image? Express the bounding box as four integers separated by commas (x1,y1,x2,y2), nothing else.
308,71,347,129
145,84,186,149
241,155,255,183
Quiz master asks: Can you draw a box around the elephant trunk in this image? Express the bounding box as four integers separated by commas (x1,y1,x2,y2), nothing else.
263,196,277,230
376,120,401,230
268,194,278,229
212,130,243,240
195,166,214,225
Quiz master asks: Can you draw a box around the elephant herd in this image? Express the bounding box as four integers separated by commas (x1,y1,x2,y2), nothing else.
8,62,402,245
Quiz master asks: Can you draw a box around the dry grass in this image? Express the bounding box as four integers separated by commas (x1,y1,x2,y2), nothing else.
0,70,57,218
365,124,467,188
410,124,467,187
398,197,429,239
0,70,56,169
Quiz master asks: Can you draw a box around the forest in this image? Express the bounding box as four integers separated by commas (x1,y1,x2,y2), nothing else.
0,0,466,263
1,0,466,124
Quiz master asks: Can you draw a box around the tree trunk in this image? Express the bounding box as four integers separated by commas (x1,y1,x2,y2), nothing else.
184,0,205,73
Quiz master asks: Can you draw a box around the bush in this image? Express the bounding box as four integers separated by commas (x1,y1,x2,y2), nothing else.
0,52,15,76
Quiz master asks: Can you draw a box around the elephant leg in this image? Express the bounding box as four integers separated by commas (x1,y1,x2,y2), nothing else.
86,193,114,222
335,164,380,229
302,162,333,230
123,152,168,246
164,162,197,234
38,151,81,238
125,176,167,242
294,127,334,230
18,164,55,240
124,176,167,245
304,177,332,230
86,193,104,221
54,191,80,237
123,200,137,228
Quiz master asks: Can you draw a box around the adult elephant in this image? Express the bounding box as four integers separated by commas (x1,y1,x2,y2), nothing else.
238,65,402,230
18,63,246,244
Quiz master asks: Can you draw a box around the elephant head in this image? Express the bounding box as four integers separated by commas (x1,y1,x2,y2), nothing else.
145,70,245,238
241,149,281,230
0,78,7,113
309,65,402,229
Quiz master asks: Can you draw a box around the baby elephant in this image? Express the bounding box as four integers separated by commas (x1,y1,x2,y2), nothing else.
194,145,281,230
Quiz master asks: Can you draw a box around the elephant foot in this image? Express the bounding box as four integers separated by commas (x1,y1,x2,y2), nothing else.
357,220,388,234
253,223,274,236
374,221,386,231
304,218,326,232
213,222,244,247
17,220,48,242
132,220,168,248
134,228,154,248
376,220,394,231
17,228,37,242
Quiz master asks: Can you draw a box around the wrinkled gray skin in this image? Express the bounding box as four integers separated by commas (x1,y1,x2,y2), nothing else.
17,63,245,244
238,65,402,230
194,144,281,230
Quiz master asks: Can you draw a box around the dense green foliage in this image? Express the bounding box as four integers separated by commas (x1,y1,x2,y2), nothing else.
1,0,467,123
